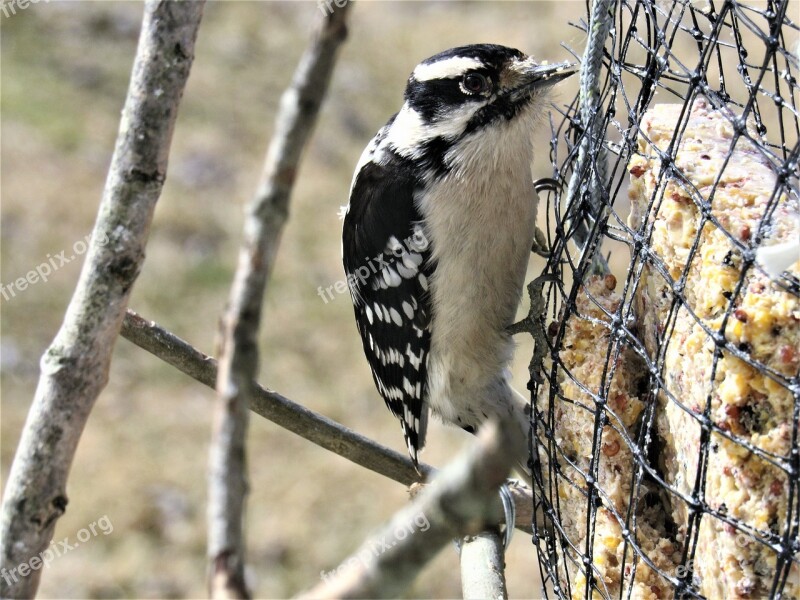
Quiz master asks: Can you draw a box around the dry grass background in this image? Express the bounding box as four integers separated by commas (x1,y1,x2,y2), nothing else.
1,1,584,597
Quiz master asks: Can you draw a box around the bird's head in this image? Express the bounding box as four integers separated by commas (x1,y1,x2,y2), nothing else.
382,44,575,169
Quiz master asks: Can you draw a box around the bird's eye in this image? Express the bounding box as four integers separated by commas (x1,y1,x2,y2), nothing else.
462,73,489,94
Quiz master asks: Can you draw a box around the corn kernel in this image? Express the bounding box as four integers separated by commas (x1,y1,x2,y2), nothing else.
718,372,747,403
752,310,772,329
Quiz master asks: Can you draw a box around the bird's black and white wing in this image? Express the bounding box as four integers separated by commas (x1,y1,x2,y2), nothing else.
342,159,434,465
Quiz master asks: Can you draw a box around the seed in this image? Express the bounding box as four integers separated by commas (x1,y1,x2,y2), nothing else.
740,225,751,241
779,345,796,364
602,439,620,457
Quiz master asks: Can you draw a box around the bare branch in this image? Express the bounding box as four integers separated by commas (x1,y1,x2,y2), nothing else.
0,3,204,596
120,311,538,530
299,420,516,599
409,479,533,536
123,310,433,485
208,5,351,598
460,532,508,600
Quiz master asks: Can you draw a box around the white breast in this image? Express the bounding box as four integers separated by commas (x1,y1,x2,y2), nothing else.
417,111,539,426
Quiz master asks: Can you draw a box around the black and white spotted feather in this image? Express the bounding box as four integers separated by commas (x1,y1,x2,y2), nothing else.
342,157,435,465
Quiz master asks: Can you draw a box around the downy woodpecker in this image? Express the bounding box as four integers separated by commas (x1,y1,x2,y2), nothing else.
342,44,575,470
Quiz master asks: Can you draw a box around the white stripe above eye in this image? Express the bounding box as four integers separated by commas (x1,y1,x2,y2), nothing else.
413,56,485,82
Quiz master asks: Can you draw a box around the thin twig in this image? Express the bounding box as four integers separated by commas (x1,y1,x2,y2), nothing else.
120,310,536,533
299,420,516,599
208,5,350,598
124,310,433,484
120,310,533,533
0,3,204,597
460,532,508,600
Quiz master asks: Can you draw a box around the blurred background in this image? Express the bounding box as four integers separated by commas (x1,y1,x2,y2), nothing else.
1,1,582,597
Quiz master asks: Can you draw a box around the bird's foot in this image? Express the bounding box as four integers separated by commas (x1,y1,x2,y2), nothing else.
452,481,517,554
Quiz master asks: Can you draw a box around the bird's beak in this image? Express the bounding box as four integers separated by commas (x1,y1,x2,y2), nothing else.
503,58,577,100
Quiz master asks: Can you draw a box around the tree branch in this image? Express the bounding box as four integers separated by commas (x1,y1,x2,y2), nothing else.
121,310,537,536
460,532,508,600
208,5,350,598
0,3,204,597
299,420,515,599
123,310,433,485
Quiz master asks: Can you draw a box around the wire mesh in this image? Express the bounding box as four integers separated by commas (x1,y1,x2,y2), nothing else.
530,0,799,598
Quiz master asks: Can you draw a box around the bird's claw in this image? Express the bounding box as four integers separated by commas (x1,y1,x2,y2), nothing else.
499,482,516,549
452,481,516,554
531,226,549,257
533,177,562,195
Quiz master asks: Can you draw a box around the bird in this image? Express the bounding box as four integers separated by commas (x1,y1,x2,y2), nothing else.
341,43,575,475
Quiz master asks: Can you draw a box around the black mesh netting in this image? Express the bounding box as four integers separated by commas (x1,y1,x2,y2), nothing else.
528,0,799,598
